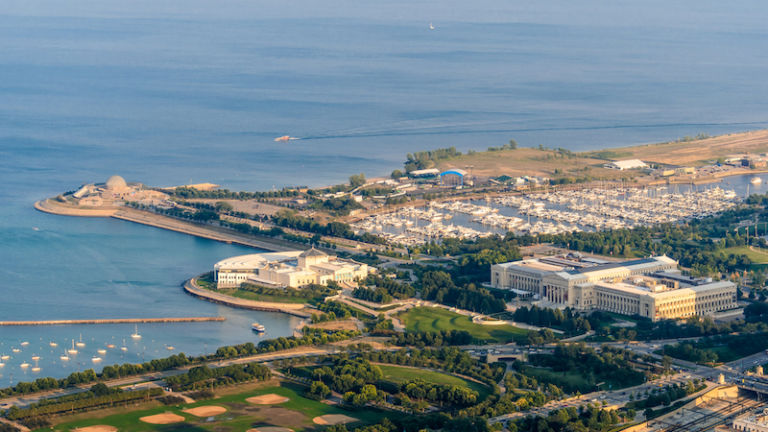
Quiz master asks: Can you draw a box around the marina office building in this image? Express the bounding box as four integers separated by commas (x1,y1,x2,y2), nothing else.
214,248,370,289
491,255,737,321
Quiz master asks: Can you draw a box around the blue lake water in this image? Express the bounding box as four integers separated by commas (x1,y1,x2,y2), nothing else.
2,0,768,381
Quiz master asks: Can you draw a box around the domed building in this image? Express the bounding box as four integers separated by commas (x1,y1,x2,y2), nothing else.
105,175,127,190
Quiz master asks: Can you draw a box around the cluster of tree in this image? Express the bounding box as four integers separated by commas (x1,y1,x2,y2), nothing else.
165,362,270,391
660,332,768,364
311,357,383,393
404,147,461,173
257,328,361,353
312,301,359,323
524,329,559,346
510,405,623,432
399,379,478,406
420,271,506,314
626,381,704,411
594,314,768,342
168,186,300,200
0,354,190,397
270,210,386,244
525,344,646,393
324,415,490,432
0,331,359,399
344,384,384,407
5,386,163,422
390,330,474,347
126,201,220,223
309,196,363,216
745,302,768,323
486,140,517,151
354,274,416,303
510,306,591,336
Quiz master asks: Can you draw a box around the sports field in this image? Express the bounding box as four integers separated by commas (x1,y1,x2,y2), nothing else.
39,382,385,432
397,306,527,343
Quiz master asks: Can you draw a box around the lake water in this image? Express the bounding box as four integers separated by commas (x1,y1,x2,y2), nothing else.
2,0,768,381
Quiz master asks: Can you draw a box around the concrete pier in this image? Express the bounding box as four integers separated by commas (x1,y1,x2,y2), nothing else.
0,317,225,326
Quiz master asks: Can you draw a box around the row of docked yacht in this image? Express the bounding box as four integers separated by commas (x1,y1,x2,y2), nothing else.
351,186,742,246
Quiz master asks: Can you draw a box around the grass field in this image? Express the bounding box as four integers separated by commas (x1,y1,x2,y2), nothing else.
41,382,386,432
377,365,491,398
398,307,527,343
219,288,311,304
723,246,768,264
518,365,596,394
435,129,768,178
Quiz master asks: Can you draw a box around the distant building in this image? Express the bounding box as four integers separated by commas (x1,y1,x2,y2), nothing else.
603,159,648,170
409,168,440,178
491,254,736,321
440,169,467,187
733,409,768,432
213,248,370,289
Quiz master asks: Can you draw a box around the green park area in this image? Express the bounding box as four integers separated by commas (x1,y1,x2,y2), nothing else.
377,364,491,398
397,306,527,343
723,246,768,265
40,382,386,432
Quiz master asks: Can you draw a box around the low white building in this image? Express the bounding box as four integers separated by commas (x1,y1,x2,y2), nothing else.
604,159,648,170
213,248,370,289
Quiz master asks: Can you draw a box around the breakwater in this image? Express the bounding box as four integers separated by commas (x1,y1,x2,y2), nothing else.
0,317,225,326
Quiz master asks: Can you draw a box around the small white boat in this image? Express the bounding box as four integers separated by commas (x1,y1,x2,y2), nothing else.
67,340,78,355
20,363,29,369
91,356,102,363
0,362,5,368
97,349,107,355
12,348,20,353
60,353,70,361
32,367,41,373
429,22,435,30
106,344,115,349
251,322,266,332
0,354,9,360
165,345,175,351
49,341,58,348
131,325,141,340
31,355,40,361
20,341,29,347
76,334,86,348
751,177,762,185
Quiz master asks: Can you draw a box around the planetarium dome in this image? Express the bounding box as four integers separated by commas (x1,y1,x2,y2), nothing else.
105,175,127,190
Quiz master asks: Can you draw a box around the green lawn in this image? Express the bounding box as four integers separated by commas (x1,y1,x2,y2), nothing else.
377,364,491,398
723,245,768,263
398,306,528,343
41,382,387,432
518,365,596,394
219,288,311,304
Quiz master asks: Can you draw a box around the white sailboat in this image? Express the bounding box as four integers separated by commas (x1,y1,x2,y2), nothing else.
131,325,141,340
67,340,78,355
429,22,435,30
60,351,70,361
76,334,86,348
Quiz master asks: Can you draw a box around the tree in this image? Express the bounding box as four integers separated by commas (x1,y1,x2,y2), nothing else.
508,139,517,149
349,173,366,188
308,380,331,400
391,169,404,179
